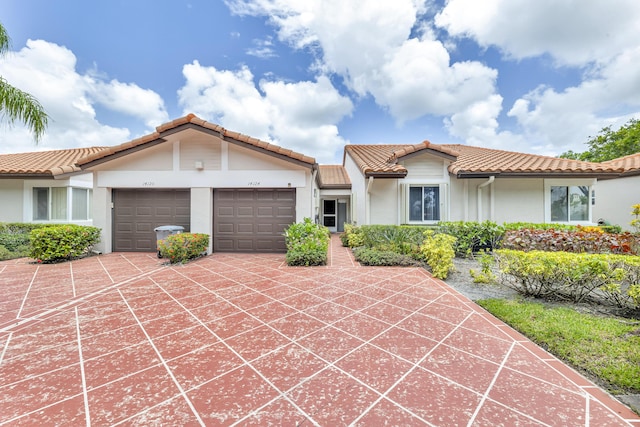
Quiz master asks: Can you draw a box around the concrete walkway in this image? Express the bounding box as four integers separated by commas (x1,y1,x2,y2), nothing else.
0,236,638,426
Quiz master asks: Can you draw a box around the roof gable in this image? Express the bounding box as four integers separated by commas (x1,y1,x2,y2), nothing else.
77,114,316,169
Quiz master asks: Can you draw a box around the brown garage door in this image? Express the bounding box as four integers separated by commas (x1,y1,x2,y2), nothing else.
214,188,295,252
113,189,190,252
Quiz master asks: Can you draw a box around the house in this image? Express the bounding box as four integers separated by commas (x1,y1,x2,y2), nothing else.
594,152,640,231
342,142,623,228
75,114,317,254
0,147,105,225
1,114,637,254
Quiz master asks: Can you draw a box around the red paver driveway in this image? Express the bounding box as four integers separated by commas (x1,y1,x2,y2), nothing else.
1,236,638,426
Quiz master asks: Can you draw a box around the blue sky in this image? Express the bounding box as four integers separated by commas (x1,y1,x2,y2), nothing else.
2,0,639,164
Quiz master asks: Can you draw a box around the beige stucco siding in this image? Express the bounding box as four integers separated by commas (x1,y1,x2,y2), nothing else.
493,178,544,224
594,176,639,231
402,156,447,179
0,180,24,222
89,134,313,253
344,154,366,226
179,138,221,171
369,179,399,224
104,143,173,171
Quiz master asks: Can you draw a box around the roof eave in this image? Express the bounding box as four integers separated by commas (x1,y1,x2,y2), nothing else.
455,171,620,179
365,171,407,178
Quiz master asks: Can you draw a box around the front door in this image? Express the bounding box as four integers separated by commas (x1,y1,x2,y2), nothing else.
322,199,337,232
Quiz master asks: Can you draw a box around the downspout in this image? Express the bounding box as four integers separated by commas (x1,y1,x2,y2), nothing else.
366,176,374,225
477,176,495,221
311,168,318,223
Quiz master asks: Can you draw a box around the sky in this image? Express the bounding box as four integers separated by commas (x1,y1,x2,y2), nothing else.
1,0,640,164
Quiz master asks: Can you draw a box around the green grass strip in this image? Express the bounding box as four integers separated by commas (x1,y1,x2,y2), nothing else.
477,298,640,393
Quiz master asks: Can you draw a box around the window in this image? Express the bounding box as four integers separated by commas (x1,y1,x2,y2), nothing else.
32,187,92,221
550,185,589,222
409,185,441,222
72,188,92,220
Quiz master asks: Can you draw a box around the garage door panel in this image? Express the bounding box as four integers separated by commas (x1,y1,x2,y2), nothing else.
213,188,295,253
113,189,190,252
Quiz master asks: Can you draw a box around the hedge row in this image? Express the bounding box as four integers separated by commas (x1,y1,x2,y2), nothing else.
495,249,640,309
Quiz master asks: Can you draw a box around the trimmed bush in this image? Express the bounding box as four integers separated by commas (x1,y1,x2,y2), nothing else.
420,230,457,279
284,218,330,266
436,221,504,257
30,225,101,262
501,228,638,255
158,233,209,264
0,233,30,252
353,247,420,266
495,249,640,308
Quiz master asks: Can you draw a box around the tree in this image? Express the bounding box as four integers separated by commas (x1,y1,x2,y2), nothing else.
0,22,49,142
560,118,640,162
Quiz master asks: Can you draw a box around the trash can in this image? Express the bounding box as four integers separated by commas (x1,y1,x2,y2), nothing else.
154,225,184,258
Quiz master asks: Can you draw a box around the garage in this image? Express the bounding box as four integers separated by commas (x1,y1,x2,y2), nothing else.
214,188,295,252
113,189,190,252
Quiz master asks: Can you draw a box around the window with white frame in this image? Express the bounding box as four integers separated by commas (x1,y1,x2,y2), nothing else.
408,185,441,222
32,187,92,221
545,180,593,223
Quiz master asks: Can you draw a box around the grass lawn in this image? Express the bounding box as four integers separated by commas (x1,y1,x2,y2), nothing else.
477,298,640,394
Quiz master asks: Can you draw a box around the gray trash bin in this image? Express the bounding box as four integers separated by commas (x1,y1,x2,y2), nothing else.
154,225,184,258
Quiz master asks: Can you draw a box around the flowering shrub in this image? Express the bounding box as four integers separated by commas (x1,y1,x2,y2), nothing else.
158,233,209,263
501,228,638,255
30,225,101,262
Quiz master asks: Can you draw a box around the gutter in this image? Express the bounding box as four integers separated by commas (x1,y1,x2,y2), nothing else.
477,176,495,221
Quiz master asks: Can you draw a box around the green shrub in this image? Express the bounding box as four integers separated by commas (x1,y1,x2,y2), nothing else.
0,233,30,252
341,223,364,247
158,233,209,264
420,230,456,279
495,249,640,308
436,221,504,257
503,222,577,232
0,245,12,261
353,247,420,266
470,250,497,284
30,225,101,262
284,218,329,266
0,222,51,234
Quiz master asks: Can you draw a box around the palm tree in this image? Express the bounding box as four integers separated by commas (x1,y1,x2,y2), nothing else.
0,22,48,142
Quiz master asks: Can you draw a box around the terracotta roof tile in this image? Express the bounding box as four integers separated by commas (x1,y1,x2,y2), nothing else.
442,144,621,176
602,152,640,176
0,147,108,178
77,114,316,167
317,165,351,188
345,143,623,178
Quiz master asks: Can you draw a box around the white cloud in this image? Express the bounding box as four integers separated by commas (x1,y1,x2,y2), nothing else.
436,0,640,66
246,37,278,59
225,0,500,127
0,39,168,153
177,61,353,163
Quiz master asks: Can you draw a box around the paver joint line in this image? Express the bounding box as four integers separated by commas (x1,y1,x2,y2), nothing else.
0,236,638,426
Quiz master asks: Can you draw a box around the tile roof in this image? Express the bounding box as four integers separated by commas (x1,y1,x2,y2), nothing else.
602,152,640,176
317,165,351,189
345,143,624,178
77,114,316,167
0,147,108,178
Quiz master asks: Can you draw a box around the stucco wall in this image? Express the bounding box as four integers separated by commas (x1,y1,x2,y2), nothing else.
594,176,639,231
0,180,24,222
90,135,313,253
369,179,399,224
343,154,366,226
493,178,545,224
